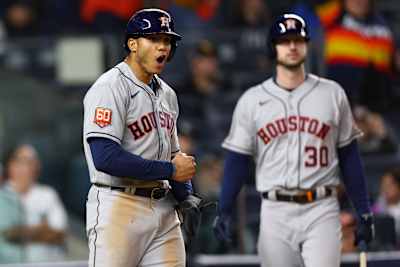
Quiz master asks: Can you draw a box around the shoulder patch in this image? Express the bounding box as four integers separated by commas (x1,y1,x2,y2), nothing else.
94,107,112,128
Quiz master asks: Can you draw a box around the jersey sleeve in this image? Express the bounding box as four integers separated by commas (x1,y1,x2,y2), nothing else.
170,90,180,157
222,93,255,155
84,82,127,144
337,88,363,148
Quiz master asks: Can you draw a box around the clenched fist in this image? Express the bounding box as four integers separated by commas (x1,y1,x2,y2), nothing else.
172,153,196,182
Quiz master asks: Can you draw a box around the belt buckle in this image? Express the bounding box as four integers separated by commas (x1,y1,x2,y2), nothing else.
151,188,167,200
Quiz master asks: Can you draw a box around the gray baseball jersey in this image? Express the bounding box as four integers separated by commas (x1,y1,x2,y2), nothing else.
223,74,362,191
84,61,185,267
83,61,180,187
223,74,361,267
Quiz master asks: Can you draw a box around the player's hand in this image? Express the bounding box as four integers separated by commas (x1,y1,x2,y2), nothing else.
172,153,196,182
213,214,232,243
354,213,375,248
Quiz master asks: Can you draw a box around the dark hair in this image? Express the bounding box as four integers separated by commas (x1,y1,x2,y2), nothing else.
1,143,38,180
384,167,400,185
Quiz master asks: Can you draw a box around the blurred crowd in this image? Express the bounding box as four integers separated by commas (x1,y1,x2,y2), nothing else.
1,0,400,263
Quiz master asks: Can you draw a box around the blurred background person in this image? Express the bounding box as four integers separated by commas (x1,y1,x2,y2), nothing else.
177,39,238,155
317,0,396,113
353,105,399,155
372,168,400,245
2,0,41,37
1,0,76,36
0,143,68,262
340,210,357,253
225,0,271,29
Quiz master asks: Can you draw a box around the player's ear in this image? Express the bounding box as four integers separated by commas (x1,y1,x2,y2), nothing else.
127,38,138,53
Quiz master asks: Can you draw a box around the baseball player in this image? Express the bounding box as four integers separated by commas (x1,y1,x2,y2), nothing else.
83,8,203,267
213,14,375,267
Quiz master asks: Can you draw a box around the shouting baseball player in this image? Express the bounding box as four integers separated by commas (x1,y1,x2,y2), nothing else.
83,8,203,267
213,14,375,267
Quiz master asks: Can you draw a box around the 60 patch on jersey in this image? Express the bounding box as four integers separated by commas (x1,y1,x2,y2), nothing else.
94,107,112,128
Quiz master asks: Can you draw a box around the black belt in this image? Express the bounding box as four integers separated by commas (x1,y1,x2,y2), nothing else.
94,183,168,200
262,187,333,204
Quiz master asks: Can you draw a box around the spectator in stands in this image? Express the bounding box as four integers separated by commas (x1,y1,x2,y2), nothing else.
353,105,399,154
80,0,143,33
218,0,272,73
194,154,223,200
372,168,400,244
178,120,199,156
2,0,40,37
1,0,76,36
0,180,24,263
225,0,271,28
177,39,237,154
340,210,357,253
316,0,395,112
291,0,327,74
0,143,68,262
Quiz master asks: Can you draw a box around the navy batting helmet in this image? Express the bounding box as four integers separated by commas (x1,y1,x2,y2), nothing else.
267,13,310,59
124,8,182,60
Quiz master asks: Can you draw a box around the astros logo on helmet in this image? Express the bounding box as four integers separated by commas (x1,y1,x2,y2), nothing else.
124,8,182,60
267,13,310,59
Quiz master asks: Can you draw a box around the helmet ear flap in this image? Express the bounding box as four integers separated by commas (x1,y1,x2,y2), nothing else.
167,40,177,61
267,40,276,60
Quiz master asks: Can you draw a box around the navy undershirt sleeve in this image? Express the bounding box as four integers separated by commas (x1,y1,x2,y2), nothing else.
169,180,193,202
88,137,174,180
338,140,371,216
218,150,252,216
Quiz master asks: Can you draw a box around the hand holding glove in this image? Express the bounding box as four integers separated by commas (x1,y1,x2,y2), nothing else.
213,213,232,243
178,194,203,238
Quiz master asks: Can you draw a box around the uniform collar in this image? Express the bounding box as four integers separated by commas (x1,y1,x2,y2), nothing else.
263,74,319,99
117,61,162,95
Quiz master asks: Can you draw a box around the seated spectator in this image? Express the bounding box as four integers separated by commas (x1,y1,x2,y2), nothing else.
2,0,79,36
340,210,357,253
194,153,223,200
353,105,399,154
291,0,327,74
2,0,40,37
177,39,237,154
0,180,24,263
316,0,395,112
372,168,400,243
225,0,271,28
0,143,68,262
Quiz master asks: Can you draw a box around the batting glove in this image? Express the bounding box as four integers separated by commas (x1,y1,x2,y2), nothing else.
354,212,375,248
213,214,232,243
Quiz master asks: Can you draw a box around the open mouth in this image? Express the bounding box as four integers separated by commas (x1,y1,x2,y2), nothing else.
156,55,166,64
